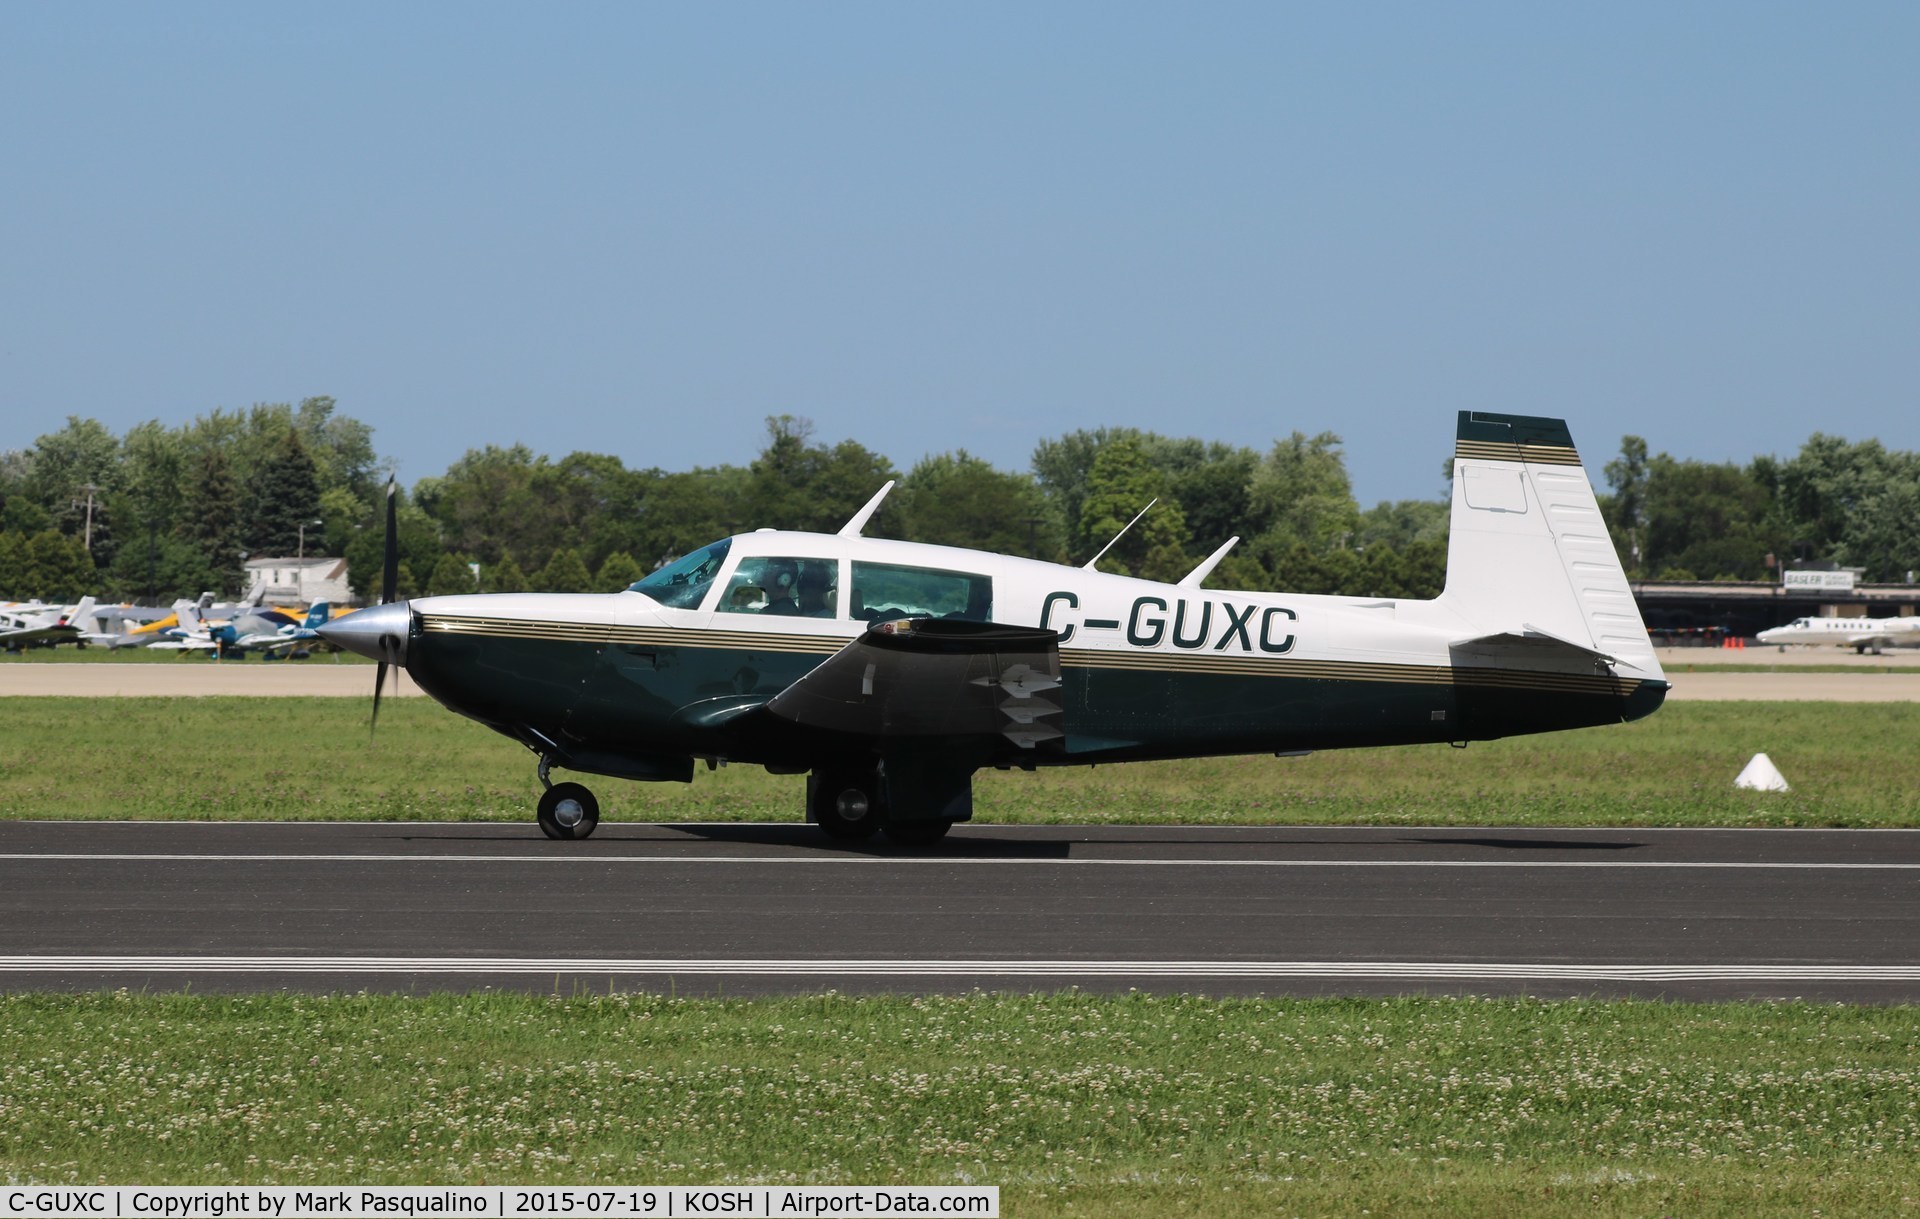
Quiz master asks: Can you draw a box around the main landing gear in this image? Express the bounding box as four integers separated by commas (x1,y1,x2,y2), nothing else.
808,764,957,847
535,756,599,840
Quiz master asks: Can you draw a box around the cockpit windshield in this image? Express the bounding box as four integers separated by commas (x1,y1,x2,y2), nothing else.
630,538,732,609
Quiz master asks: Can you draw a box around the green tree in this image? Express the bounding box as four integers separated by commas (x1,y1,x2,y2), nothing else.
1773,434,1899,558
484,555,528,594
342,493,441,602
596,551,644,592
1077,437,1190,576
0,531,28,597
1355,499,1448,550
1245,432,1360,565
743,416,897,534
626,466,750,565
180,449,246,597
1032,427,1145,554
2,496,52,536
1143,437,1259,556
535,547,593,593
1641,456,1783,580
430,444,563,570
243,429,324,556
1202,550,1272,591
427,553,477,597
22,530,95,602
1842,480,1920,583
889,451,1056,557
23,417,121,569
1602,435,1651,575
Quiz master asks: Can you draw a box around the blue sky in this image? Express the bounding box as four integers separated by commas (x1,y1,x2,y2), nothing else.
3,3,1915,505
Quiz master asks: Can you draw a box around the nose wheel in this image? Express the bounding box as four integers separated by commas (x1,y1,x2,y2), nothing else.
537,782,600,839
534,757,599,840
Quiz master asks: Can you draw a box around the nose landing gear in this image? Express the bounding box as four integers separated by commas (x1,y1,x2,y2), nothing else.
535,756,600,840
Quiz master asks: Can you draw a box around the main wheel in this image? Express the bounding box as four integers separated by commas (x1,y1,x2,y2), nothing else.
537,781,600,840
813,770,882,840
882,819,954,847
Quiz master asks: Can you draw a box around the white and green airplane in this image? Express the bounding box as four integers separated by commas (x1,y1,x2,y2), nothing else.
321,412,1667,845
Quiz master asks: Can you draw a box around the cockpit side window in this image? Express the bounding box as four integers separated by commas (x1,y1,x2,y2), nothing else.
849,562,991,623
718,557,840,618
630,538,732,610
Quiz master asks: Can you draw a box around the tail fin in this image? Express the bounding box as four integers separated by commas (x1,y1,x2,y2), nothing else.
1438,412,1658,674
304,601,331,629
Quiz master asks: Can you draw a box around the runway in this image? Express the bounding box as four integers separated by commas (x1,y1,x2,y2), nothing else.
4,821,1918,1002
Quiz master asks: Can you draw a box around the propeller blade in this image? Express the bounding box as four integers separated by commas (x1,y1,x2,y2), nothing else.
371,476,398,736
381,477,399,607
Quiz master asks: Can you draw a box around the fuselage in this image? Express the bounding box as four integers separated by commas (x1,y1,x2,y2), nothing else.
393,530,1668,781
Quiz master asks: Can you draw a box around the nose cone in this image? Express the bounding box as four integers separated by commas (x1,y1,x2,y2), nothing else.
317,601,412,664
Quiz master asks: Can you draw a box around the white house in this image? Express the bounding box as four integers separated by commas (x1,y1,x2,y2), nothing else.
243,557,353,606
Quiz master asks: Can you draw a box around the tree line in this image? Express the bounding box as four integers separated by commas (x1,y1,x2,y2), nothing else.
2,399,1916,604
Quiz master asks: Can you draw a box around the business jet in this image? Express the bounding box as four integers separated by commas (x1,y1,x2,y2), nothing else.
1756,616,1920,654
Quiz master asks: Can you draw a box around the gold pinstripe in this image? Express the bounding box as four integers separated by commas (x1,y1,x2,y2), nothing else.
420,615,845,654
421,614,1644,697
1454,440,1584,466
1061,647,1639,695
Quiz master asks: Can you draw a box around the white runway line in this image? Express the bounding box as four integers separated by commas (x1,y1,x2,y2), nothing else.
4,852,1920,870
2,955,1918,981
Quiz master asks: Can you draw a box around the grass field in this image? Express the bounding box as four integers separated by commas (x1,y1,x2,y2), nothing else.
2,991,1915,1216
3,697,1916,826
8,698,1917,1214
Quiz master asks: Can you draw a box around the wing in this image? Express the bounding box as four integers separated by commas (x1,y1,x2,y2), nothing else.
766,618,1065,749
0,624,77,646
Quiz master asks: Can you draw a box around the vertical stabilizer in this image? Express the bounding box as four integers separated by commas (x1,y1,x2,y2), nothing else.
1440,412,1658,674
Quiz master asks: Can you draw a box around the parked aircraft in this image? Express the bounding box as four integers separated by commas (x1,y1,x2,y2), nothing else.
0,597,98,650
222,602,338,657
321,412,1668,846
1755,616,1920,654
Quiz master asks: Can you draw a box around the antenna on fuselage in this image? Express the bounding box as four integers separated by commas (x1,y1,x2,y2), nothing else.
838,481,896,537
1082,498,1157,572
1177,536,1241,588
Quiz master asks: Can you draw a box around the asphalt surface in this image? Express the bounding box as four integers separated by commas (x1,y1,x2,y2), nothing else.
5,821,1918,1002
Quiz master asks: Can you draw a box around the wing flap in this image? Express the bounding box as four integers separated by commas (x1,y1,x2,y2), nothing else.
767,619,1065,748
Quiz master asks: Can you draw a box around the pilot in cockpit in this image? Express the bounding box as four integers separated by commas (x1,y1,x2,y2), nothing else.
762,560,801,616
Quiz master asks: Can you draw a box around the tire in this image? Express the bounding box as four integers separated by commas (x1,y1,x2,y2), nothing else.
882,819,954,847
813,770,882,841
537,781,600,840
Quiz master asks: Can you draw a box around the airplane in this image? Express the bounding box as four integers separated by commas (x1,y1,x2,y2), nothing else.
221,601,338,657
1755,615,1920,654
320,412,1669,846
0,597,98,650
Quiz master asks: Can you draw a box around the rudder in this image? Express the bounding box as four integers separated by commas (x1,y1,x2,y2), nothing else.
1439,411,1658,674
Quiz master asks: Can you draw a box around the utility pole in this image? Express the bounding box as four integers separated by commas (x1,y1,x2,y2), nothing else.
75,484,100,551
297,518,323,560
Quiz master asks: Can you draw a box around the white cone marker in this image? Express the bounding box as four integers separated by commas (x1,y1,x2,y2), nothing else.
1735,752,1791,792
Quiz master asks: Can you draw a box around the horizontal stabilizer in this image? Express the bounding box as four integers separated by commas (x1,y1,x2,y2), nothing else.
1451,624,1644,673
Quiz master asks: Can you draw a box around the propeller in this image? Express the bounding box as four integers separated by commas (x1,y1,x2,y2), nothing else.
372,476,400,732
